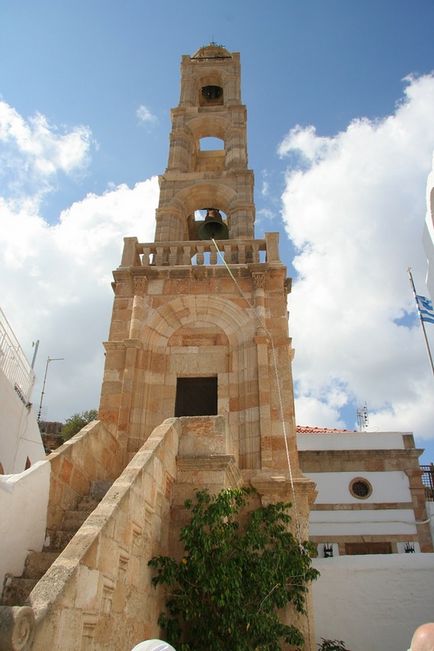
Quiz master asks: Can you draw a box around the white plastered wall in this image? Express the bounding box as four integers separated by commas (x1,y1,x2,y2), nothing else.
313,554,434,651
0,460,50,587
427,502,434,542
424,155,434,299
298,431,407,451
0,369,46,473
309,471,411,504
310,508,416,536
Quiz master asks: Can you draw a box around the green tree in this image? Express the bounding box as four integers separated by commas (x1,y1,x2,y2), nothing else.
61,409,98,441
149,488,319,651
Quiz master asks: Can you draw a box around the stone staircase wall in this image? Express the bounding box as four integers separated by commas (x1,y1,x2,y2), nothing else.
0,418,180,651
0,420,119,599
46,419,123,535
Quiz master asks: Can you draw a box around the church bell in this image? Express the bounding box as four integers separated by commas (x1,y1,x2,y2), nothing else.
197,208,229,241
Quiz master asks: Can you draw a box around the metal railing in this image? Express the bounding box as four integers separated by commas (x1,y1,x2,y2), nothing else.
0,308,34,398
420,464,434,501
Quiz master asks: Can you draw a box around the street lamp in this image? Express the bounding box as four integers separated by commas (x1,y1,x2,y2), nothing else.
37,356,64,422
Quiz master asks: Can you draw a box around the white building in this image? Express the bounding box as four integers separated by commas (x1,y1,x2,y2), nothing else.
423,154,434,299
0,307,46,474
297,426,433,556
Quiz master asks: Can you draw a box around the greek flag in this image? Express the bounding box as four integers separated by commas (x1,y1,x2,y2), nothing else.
416,294,434,324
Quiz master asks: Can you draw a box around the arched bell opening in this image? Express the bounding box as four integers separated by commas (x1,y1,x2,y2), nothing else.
159,181,236,242
199,84,224,106
187,208,229,242
196,71,225,108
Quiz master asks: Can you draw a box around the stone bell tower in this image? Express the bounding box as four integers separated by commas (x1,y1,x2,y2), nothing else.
99,46,315,641
99,39,314,496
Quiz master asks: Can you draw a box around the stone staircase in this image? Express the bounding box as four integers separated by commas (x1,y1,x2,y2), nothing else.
1,480,112,607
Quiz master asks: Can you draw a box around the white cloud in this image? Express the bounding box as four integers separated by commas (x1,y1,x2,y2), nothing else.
0,100,159,422
257,207,275,222
279,74,434,442
0,101,92,198
278,124,334,163
0,180,159,422
136,104,157,125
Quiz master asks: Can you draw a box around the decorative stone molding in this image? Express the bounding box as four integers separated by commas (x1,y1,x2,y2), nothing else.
0,606,35,651
250,472,317,507
252,271,265,289
133,276,148,295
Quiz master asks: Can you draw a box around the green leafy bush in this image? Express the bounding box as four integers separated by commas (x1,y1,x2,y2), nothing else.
61,409,97,441
149,487,319,651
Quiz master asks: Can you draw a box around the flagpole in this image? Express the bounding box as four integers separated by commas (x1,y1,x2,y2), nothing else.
407,267,434,377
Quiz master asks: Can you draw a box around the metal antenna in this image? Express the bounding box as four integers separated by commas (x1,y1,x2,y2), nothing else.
31,339,39,370
356,403,369,432
37,356,64,422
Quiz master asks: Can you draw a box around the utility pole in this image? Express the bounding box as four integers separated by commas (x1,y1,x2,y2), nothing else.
37,356,64,423
408,268,434,377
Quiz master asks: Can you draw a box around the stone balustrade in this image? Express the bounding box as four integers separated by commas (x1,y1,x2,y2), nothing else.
120,233,281,268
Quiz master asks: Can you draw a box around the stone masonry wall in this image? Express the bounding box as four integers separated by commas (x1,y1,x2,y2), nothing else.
46,420,123,535
27,419,180,651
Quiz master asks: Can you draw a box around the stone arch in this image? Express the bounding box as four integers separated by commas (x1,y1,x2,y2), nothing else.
196,73,226,107
185,115,232,176
171,182,236,219
135,295,256,463
168,321,229,347
186,114,229,141
142,294,255,350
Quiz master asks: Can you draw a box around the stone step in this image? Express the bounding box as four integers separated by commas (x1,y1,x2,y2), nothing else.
62,509,91,531
1,577,37,607
90,480,112,501
22,551,59,580
44,529,76,551
77,496,100,512
0,480,113,607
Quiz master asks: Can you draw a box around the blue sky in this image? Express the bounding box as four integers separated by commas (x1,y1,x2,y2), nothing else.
1,1,434,459
3,0,434,224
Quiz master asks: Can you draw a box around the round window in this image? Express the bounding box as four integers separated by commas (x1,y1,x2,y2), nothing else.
349,477,372,499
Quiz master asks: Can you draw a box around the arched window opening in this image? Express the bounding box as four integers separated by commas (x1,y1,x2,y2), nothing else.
25,456,31,470
200,85,223,106
194,136,225,173
188,208,229,243
199,137,224,151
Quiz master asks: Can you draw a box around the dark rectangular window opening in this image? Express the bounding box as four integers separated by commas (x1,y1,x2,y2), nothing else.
175,376,218,417
345,542,392,555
